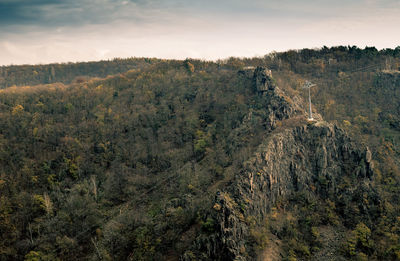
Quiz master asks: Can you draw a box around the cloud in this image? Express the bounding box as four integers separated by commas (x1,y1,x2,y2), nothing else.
2,0,395,29
0,0,342,28
0,0,399,65
0,0,166,27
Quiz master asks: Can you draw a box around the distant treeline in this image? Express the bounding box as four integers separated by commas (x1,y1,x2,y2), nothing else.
1,46,400,89
0,58,159,89
278,46,400,62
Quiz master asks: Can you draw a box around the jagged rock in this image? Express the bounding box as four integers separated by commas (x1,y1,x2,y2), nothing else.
238,66,276,93
183,69,377,261
184,122,377,260
254,66,275,92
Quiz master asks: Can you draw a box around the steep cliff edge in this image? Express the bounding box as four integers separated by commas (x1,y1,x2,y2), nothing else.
183,69,379,261
214,122,375,259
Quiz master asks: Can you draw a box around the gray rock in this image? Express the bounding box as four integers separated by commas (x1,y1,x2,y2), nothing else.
254,67,275,93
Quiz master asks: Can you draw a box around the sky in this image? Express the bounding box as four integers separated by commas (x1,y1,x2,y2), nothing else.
0,0,399,65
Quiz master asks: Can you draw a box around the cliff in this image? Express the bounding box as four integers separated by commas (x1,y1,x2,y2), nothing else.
183,69,378,261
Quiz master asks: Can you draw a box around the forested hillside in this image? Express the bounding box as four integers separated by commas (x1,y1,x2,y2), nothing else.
0,46,399,260
0,58,158,89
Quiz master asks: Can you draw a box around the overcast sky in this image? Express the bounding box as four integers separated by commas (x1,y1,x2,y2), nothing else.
0,0,399,65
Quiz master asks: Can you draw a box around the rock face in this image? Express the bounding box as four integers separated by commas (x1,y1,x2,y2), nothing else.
240,67,304,130
238,66,276,93
182,68,377,260
185,122,375,260
254,67,275,93
253,85,302,131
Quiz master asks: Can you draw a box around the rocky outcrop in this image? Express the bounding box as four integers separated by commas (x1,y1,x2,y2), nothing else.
208,123,372,259
226,68,305,156
254,67,275,93
238,66,276,93
183,68,377,261
238,67,304,132
184,121,377,260
221,122,372,259
241,121,374,205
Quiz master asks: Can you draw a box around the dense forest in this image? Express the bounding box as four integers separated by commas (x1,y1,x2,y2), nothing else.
0,46,399,260
0,58,159,89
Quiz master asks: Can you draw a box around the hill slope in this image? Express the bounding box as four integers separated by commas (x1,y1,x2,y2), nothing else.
0,47,399,260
